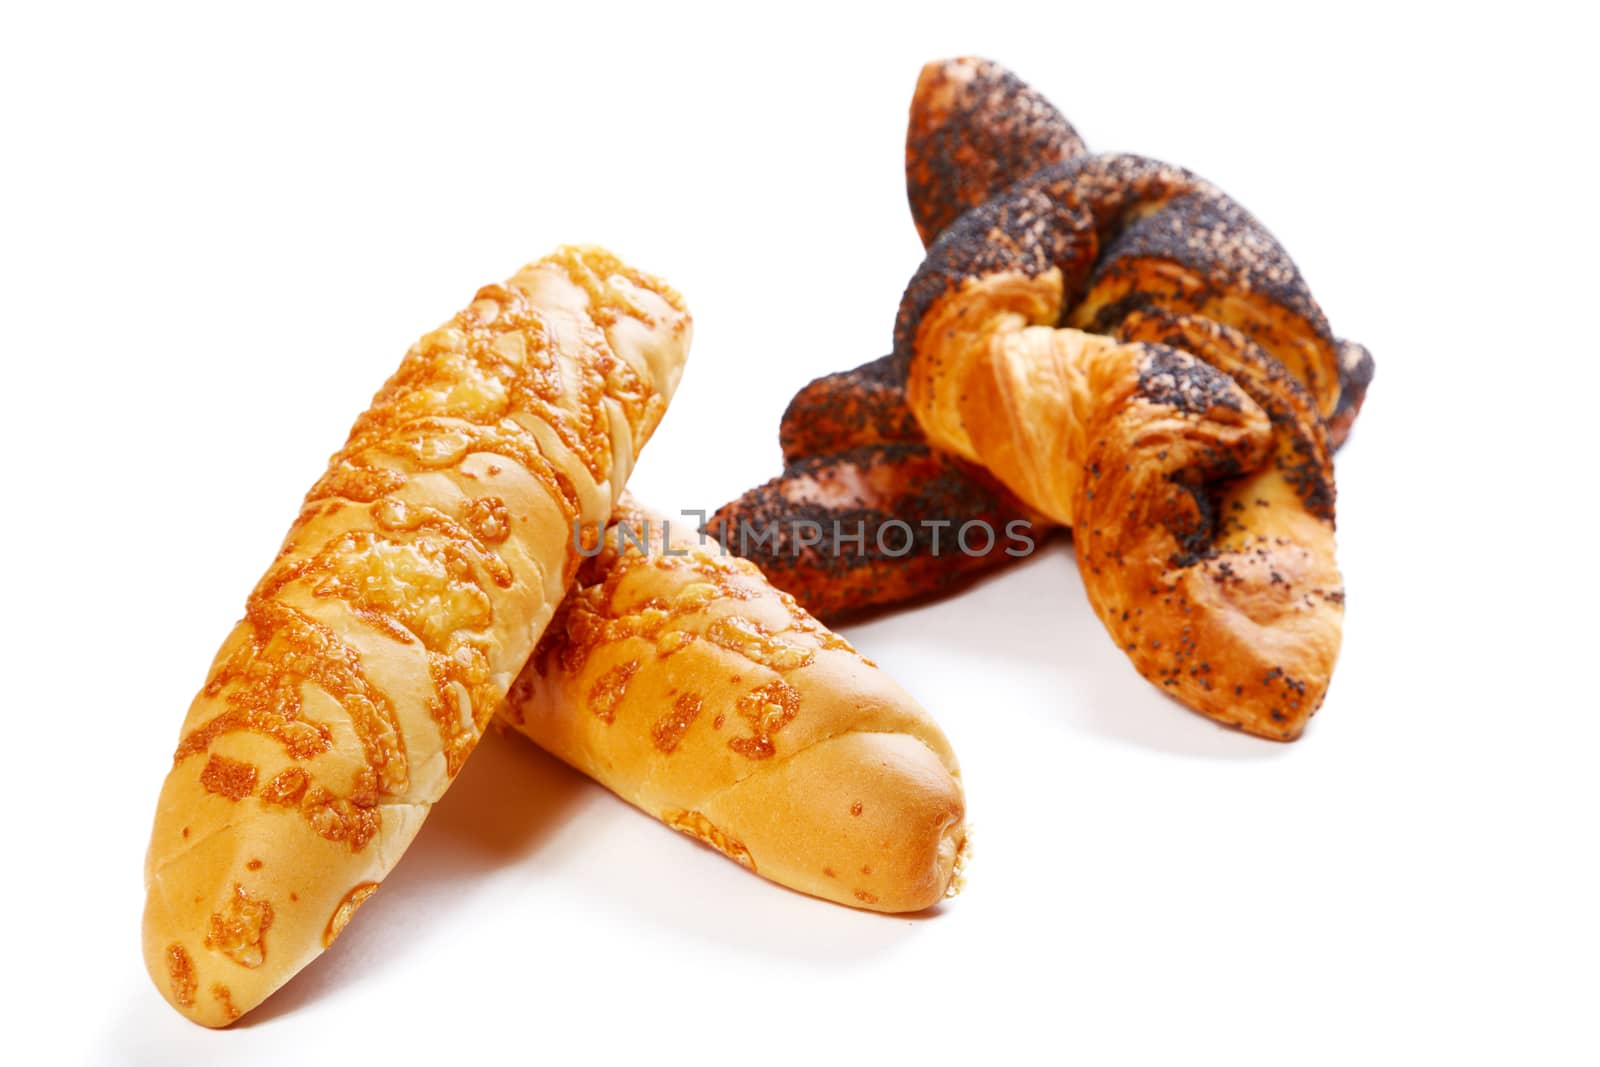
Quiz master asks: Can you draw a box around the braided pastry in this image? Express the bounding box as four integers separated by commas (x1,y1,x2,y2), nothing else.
720,58,1374,738
143,247,690,1025
897,73,1367,738
501,498,967,912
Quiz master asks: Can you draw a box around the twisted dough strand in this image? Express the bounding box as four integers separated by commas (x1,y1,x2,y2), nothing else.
905,55,1087,245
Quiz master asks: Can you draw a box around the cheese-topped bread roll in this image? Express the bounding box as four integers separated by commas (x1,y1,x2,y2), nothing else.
502,498,967,913
143,247,690,1026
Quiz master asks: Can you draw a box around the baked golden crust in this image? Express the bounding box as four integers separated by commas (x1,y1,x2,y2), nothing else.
142,247,690,1026
904,251,1342,736
502,499,967,912
1098,312,1341,738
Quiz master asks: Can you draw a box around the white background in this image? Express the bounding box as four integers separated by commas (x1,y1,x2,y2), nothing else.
3,1,1595,1063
